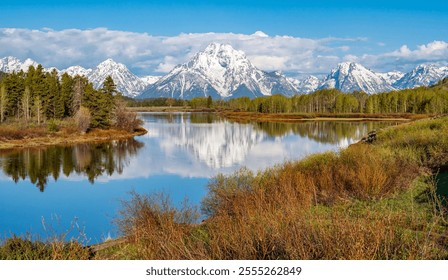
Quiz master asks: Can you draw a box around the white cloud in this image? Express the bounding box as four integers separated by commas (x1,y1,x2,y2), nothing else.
359,41,448,71
0,28,447,76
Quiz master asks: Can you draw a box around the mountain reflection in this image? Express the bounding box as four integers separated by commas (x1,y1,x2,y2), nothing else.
151,117,265,169
0,139,144,192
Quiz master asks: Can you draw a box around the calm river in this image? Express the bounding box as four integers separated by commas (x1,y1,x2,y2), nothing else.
0,113,398,244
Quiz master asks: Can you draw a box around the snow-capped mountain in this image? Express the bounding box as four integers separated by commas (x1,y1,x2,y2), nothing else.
0,56,39,73
291,75,320,94
87,59,149,98
138,43,298,99
319,62,395,94
60,65,93,77
377,71,404,85
393,64,448,89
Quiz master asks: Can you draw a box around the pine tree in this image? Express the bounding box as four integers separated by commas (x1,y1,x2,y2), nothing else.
60,73,74,117
45,69,60,119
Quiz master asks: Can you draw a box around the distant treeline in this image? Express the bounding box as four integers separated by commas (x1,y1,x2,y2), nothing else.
132,77,448,114
0,66,135,131
215,79,448,114
127,97,186,107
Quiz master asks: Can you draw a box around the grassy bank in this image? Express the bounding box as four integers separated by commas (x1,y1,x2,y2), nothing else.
2,116,448,259
219,111,436,122
0,120,147,150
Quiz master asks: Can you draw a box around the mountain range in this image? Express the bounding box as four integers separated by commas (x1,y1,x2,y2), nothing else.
1,43,447,98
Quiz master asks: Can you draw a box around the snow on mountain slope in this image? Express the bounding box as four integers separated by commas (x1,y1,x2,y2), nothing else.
0,56,39,73
291,75,320,93
88,59,149,97
60,65,93,77
141,75,161,86
377,71,404,85
138,43,298,99
319,62,395,94
393,64,448,89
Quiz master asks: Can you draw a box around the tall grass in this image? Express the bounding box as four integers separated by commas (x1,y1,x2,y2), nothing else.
0,236,90,260
113,116,448,260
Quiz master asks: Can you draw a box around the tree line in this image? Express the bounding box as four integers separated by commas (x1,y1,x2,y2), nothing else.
129,81,448,115
0,65,139,131
214,86,448,114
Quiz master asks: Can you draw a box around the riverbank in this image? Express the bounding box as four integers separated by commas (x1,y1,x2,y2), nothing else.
219,110,436,122
0,123,147,150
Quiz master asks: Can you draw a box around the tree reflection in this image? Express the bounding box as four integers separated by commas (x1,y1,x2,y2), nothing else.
254,121,398,144
0,139,144,192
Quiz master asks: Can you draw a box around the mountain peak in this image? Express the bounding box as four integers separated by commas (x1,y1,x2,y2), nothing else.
139,43,297,99
320,61,394,94
97,58,124,69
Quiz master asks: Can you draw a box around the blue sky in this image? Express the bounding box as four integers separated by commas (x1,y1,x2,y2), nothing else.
1,0,447,76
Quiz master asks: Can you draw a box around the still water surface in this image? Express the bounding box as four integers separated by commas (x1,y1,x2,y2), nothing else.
0,113,398,244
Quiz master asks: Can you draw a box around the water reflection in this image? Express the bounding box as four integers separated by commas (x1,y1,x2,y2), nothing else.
0,139,144,192
141,113,398,170
253,121,394,144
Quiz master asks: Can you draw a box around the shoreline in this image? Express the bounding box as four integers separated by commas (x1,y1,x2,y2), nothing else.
0,127,147,151
131,107,437,121
218,111,437,122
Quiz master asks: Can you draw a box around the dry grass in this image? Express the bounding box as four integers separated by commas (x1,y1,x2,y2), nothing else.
0,237,90,260
0,124,48,140
0,120,147,150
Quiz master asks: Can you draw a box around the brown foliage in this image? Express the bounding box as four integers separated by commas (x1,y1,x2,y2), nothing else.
74,106,91,133
0,124,47,140
113,101,143,132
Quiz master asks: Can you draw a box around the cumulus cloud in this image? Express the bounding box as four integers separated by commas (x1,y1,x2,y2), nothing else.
0,28,447,76
358,41,448,71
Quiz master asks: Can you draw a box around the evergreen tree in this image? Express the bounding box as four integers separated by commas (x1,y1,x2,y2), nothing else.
60,73,74,117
